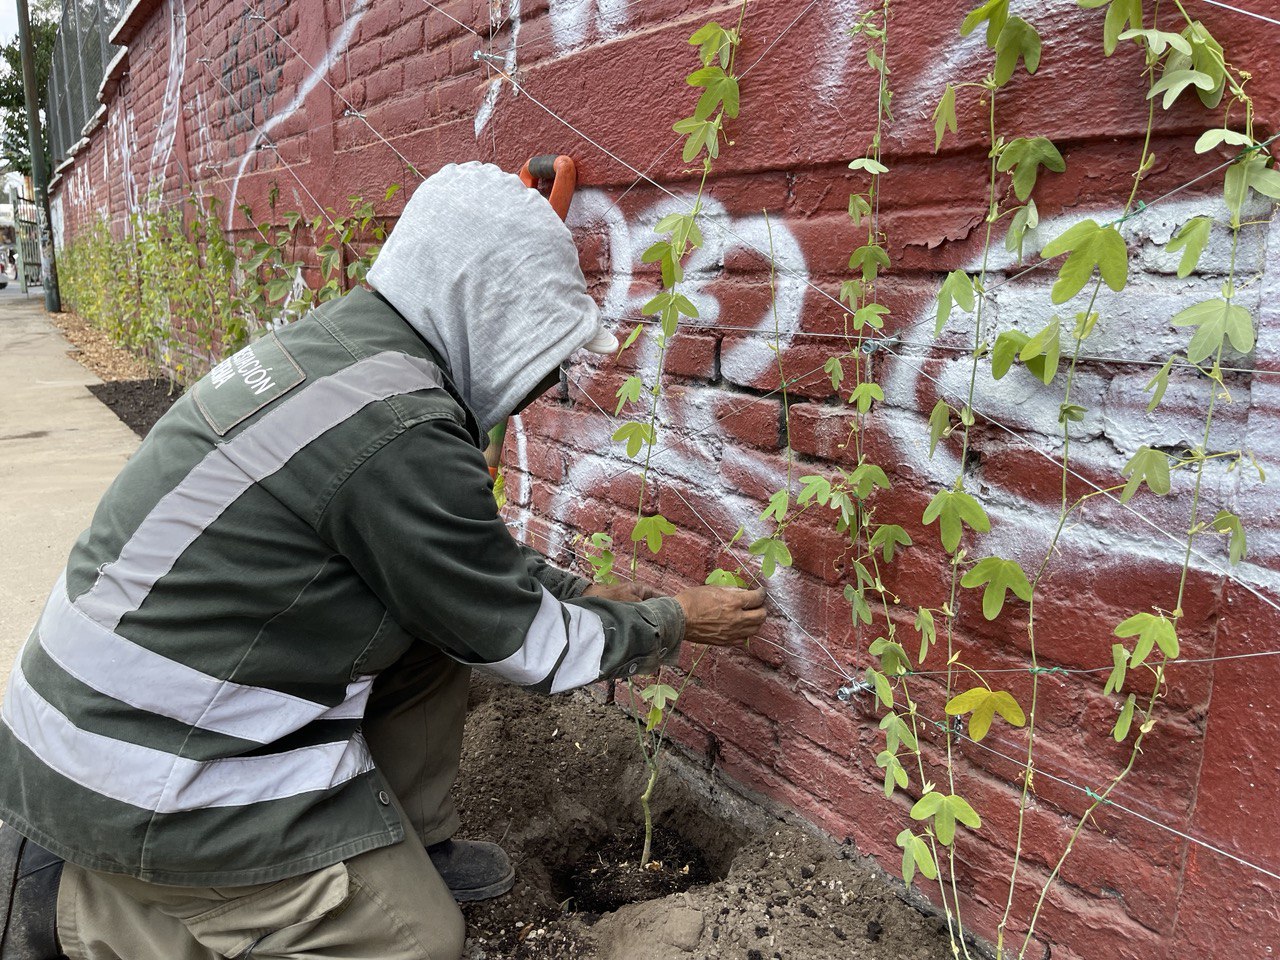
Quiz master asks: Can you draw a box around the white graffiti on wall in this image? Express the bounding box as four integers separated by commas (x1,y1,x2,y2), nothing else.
504,190,1279,677
146,0,187,201
222,0,370,226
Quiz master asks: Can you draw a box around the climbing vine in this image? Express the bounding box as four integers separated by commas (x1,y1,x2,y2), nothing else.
58,187,397,383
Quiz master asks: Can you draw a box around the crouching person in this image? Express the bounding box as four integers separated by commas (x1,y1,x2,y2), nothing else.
0,163,767,960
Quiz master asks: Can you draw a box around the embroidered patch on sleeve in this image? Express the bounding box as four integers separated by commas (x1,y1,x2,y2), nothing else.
193,335,307,436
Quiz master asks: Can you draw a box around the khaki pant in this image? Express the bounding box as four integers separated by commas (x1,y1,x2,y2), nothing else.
57,648,472,960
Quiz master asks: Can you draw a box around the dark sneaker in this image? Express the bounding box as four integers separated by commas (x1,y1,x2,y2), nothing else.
426,839,515,902
0,823,65,960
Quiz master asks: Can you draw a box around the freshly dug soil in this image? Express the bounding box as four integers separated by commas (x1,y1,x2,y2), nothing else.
87,379,183,438
455,676,959,960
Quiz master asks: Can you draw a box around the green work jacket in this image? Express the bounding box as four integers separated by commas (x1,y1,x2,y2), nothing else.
0,287,684,885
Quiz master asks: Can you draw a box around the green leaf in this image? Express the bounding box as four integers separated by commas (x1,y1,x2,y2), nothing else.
640,682,679,710
749,536,793,578
922,490,991,553
1120,445,1171,503
869,637,911,678
1224,157,1280,228
1148,68,1215,111
688,20,734,67
880,711,917,753
1103,643,1130,696
1117,27,1191,56
997,137,1065,202
1073,309,1100,341
960,556,1033,620
1058,402,1086,424
945,686,1026,741
706,568,748,587
674,114,722,163
935,270,975,336
848,194,872,226
849,382,885,414
798,474,832,507
960,0,1009,47
915,607,937,663
897,829,938,885
1005,198,1039,261
1144,357,1172,412
686,65,740,120
1167,217,1211,279
928,400,951,458
846,462,891,498
992,330,1029,380
1019,316,1062,384
870,524,912,563
761,489,790,525
1084,0,1142,57
1115,611,1179,666
911,791,983,846
848,157,889,175
1114,693,1136,741
1040,219,1129,303
845,583,872,626
1211,509,1247,564
849,244,891,283
645,705,663,730
631,513,677,554
866,667,894,709
1165,21,1226,108
612,421,655,459
824,356,845,391
877,750,909,798
1171,297,1255,363
854,303,890,331
934,83,958,152
1194,128,1254,154
620,324,643,352
993,17,1042,87
615,376,644,415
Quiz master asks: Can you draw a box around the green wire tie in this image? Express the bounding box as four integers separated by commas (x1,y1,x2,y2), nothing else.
1113,200,1147,225
1084,787,1110,805
1028,665,1067,675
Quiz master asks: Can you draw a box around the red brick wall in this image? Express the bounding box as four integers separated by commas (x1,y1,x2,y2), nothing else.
50,1,1280,955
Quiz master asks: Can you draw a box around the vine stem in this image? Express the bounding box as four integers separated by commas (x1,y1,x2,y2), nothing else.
933,83,1000,959
996,46,1160,952
630,163,712,572
1017,182,1243,960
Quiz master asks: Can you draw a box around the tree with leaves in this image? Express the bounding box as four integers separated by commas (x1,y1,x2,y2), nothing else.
0,1,60,177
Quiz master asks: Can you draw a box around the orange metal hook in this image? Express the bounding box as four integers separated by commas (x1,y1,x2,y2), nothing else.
518,154,577,222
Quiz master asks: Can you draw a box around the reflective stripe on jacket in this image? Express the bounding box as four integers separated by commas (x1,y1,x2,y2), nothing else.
0,287,684,885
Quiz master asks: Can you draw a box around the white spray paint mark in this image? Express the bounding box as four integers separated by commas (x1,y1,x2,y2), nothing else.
547,0,629,51
881,194,1280,591
226,0,369,227
816,0,864,106
475,0,522,139
146,0,188,203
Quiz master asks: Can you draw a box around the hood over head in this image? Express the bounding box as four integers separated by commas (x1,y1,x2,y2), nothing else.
367,161,613,434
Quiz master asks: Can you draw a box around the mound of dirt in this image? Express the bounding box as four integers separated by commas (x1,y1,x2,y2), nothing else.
455,676,962,960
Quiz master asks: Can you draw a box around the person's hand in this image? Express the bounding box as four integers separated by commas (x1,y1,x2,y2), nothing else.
674,586,767,646
582,581,661,602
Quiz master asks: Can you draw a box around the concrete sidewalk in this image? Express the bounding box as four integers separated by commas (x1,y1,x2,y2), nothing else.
0,291,139,680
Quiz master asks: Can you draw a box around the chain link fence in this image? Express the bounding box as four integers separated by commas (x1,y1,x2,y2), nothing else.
45,0,125,168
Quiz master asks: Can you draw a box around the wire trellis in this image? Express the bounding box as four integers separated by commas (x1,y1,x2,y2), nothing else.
71,0,1280,892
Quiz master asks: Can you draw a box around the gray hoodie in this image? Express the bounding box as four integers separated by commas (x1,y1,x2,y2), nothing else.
368,161,607,434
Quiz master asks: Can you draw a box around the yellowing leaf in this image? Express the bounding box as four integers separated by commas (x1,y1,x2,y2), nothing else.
946,686,1026,741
